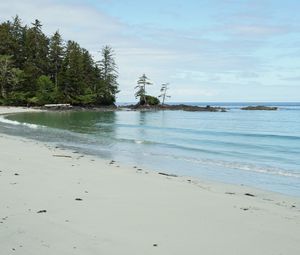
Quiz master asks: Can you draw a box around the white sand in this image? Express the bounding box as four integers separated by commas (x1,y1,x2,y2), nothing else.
0,107,300,255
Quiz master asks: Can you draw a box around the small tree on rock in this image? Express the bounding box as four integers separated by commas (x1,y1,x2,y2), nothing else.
135,74,152,105
158,83,171,106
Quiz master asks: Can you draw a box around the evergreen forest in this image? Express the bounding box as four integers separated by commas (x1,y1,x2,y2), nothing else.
0,16,119,106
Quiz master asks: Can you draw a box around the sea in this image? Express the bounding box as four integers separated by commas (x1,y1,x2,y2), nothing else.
0,102,299,197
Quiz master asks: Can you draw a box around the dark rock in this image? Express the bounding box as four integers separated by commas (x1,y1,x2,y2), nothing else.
121,104,227,112
37,210,47,213
75,198,83,201
244,193,255,197
241,105,278,111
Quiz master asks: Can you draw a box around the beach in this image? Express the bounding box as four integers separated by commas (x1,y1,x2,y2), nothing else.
1,107,300,255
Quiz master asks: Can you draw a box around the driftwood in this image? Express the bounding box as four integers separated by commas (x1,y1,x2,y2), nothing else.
44,104,72,109
158,172,178,177
52,154,72,158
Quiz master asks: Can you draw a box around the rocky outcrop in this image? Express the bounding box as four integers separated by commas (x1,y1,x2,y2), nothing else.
121,104,227,112
241,106,278,111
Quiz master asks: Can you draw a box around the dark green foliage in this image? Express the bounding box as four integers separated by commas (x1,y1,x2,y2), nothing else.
95,46,119,105
35,75,56,105
23,19,49,94
140,95,160,106
0,16,119,106
49,31,64,88
3,92,29,106
0,55,24,101
76,88,97,105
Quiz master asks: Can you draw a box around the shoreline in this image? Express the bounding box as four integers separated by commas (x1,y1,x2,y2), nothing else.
1,106,298,198
1,106,300,254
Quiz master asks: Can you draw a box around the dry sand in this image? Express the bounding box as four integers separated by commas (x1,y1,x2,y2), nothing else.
0,107,300,255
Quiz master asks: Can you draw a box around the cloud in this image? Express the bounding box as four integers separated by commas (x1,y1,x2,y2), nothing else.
226,24,289,38
279,76,300,82
0,0,299,102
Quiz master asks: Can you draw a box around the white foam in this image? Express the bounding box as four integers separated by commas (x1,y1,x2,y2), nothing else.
0,116,40,129
146,151,300,179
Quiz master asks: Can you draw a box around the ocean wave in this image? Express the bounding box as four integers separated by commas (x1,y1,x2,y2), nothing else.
103,122,300,141
0,116,41,129
142,151,300,179
113,136,300,165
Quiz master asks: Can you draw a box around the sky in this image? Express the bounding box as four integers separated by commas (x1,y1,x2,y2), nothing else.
1,0,300,102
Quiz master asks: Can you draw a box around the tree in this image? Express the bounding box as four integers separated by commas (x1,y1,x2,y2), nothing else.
97,45,119,105
10,15,26,69
0,16,120,106
49,31,64,88
135,74,152,105
58,40,84,103
0,55,23,99
23,19,49,94
35,75,56,105
143,95,160,105
158,83,171,105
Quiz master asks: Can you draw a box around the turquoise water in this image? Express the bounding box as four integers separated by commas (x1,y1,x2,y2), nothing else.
1,102,300,196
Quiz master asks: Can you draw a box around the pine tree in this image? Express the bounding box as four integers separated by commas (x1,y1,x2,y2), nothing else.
0,21,13,56
23,19,49,94
98,46,119,105
0,55,23,99
135,74,152,105
158,83,171,105
49,31,64,88
11,15,26,69
59,41,84,102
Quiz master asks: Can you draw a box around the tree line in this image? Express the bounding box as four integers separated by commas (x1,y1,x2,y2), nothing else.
0,16,119,106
